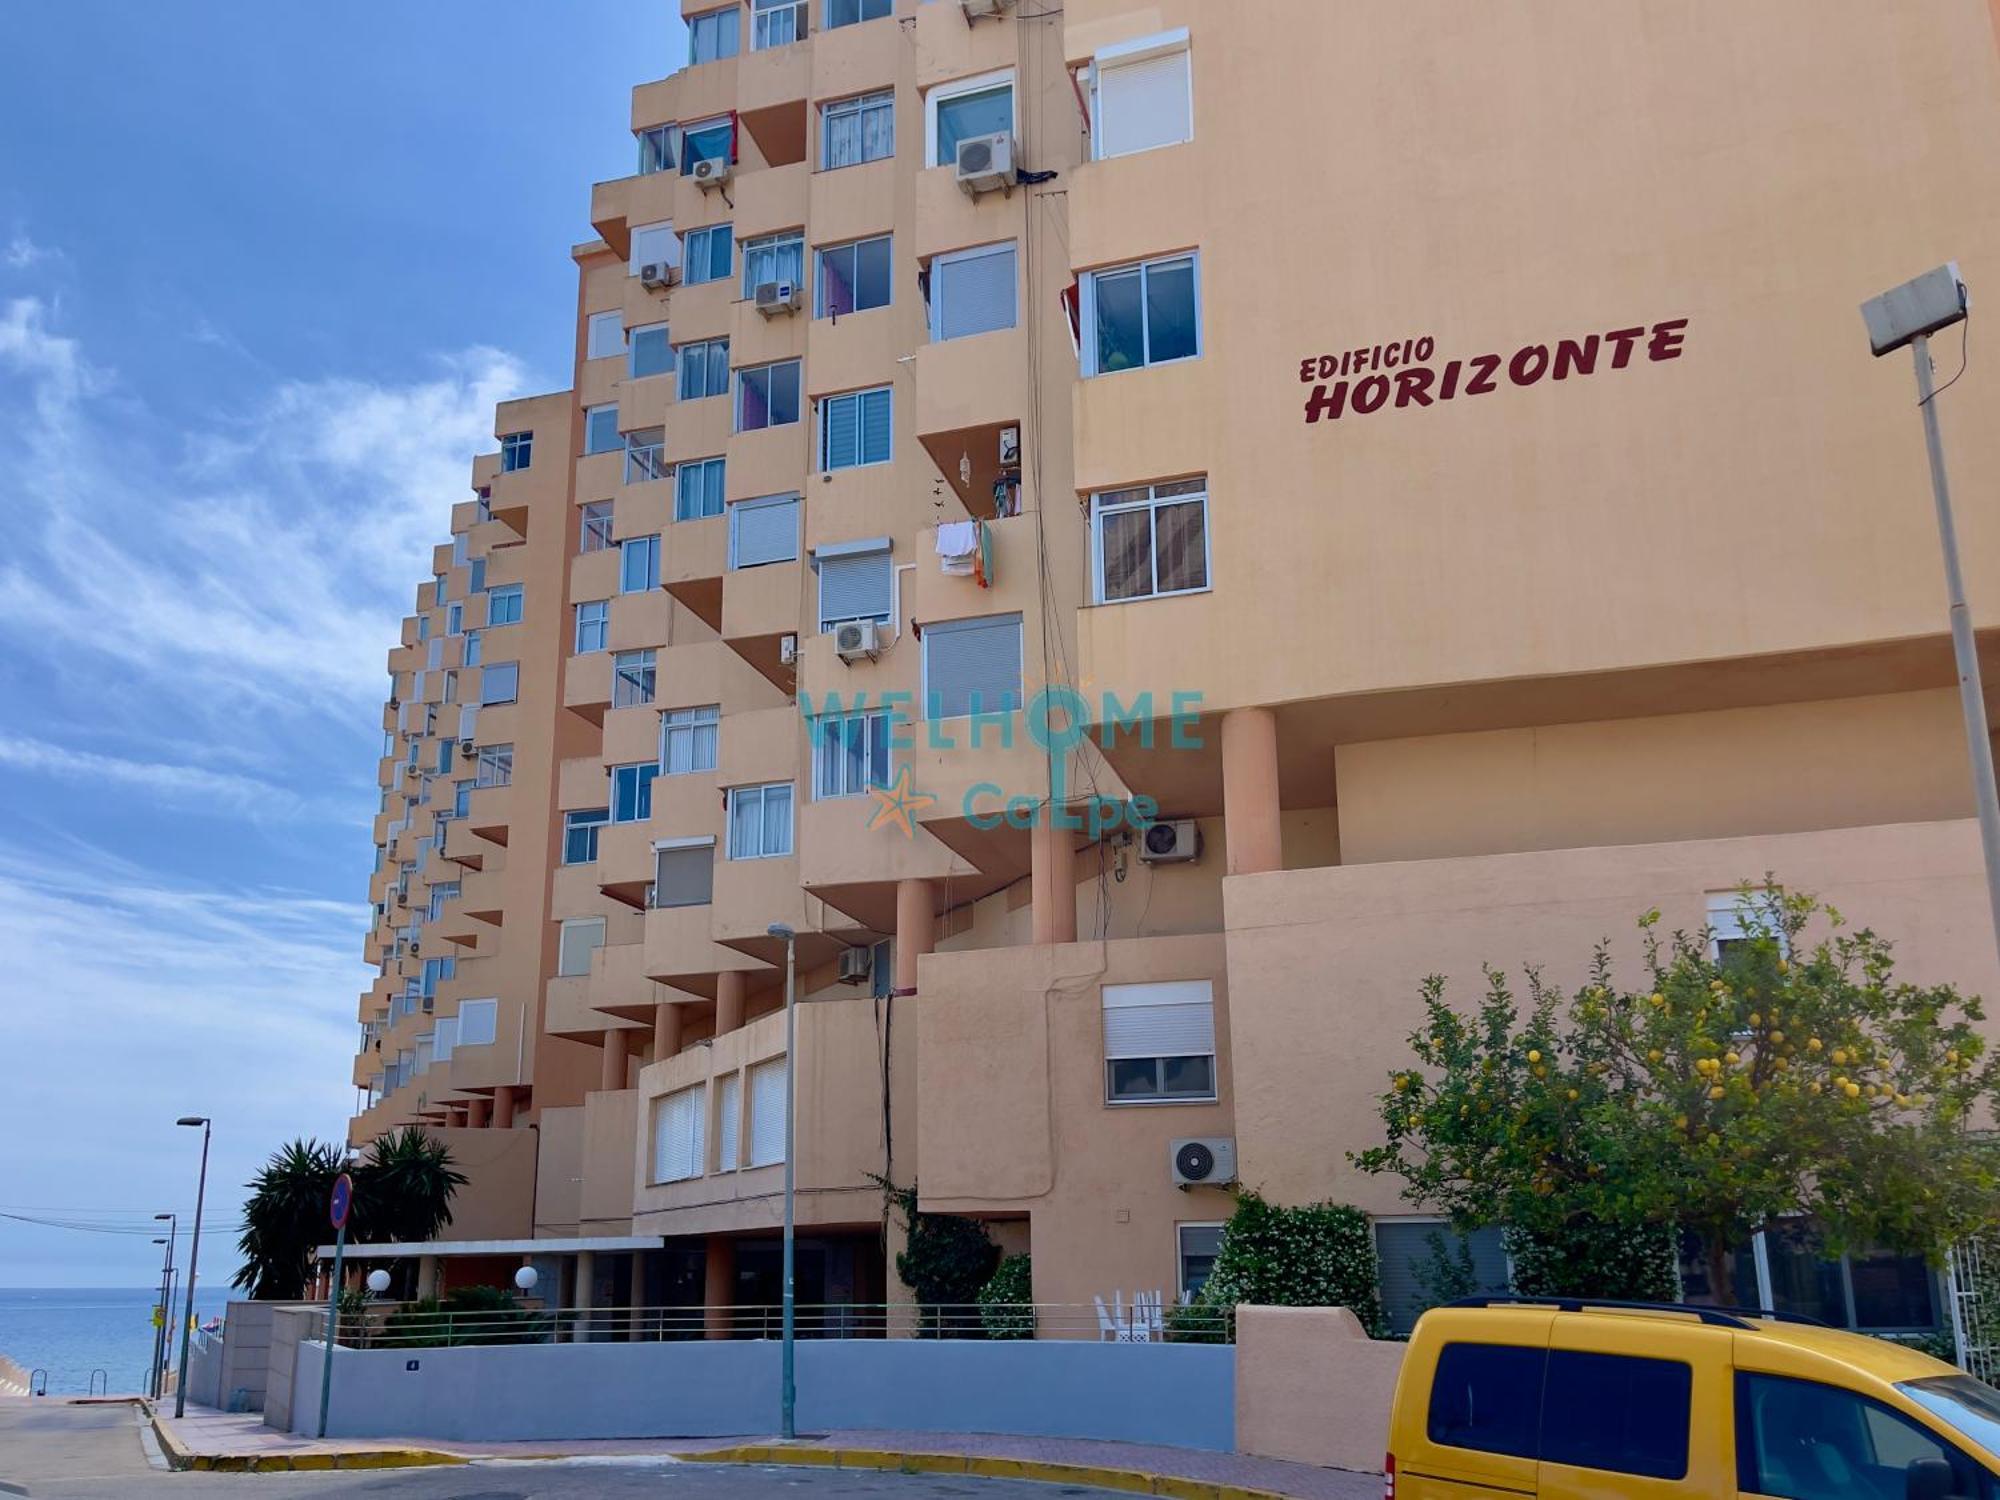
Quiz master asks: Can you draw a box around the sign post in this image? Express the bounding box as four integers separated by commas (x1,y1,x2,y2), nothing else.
316,1172,353,1440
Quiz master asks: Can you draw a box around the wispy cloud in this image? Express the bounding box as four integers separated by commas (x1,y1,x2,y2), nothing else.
0,733,332,820
4,231,54,271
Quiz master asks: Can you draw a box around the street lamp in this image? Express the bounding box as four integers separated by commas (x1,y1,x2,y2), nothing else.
366,1269,392,1296
766,922,797,1441
173,1116,211,1419
1860,265,2000,966
151,1214,176,1401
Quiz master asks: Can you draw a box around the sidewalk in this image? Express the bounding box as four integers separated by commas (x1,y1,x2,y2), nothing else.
152,1406,1381,1497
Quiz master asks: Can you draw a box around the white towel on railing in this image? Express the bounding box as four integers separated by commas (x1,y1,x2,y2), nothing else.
936,520,979,576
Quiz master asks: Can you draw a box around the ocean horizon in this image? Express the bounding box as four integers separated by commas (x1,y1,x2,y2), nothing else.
1,1286,236,1395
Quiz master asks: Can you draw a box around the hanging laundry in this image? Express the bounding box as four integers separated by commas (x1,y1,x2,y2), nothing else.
936,519,979,576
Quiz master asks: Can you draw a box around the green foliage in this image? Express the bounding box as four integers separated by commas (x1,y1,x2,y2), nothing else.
1412,1230,1480,1309
378,1285,550,1348
1186,1190,1385,1338
977,1254,1035,1339
872,1175,1000,1336
1502,1223,1679,1302
1354,884,2000,1300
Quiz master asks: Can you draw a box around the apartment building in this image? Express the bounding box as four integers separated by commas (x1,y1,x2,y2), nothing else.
351,0,2000,1338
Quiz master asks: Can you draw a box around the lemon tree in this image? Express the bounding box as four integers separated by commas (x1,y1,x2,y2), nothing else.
1353,885,2000,1303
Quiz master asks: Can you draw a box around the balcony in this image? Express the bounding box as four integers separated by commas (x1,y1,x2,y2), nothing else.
589,170,679,262
736,37,810,168
570,546,621,604
642,901,769,991
619,371,674,438
595,821,656,911
722,559,804,690
564,649,614,725
733,160,809,244
806,156,897,257
913,325,1026,519
663,514,728,630
608,589,674,653
464,783,510,849
910,0,1018,89
797,791,964,933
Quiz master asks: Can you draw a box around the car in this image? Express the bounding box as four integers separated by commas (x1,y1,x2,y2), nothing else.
1386,1295,2000,1498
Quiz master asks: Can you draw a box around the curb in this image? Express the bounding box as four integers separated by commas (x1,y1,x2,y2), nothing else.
683,1444,1294,1499
146,1406,466,1474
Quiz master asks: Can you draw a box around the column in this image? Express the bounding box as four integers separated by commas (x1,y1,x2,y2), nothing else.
1030,813,1077,945
713,970,746,1036
575,1250,596,1343
653,1000,682,1061
893,878,935,994
703,1235,735,1340
600,1027,629,1092
465,1096,490,1129
491,1085,518,1129
416,1254,439,1301
1220,706,1283,876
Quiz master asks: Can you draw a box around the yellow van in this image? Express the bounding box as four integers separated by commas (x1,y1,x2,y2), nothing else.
1387,1296,2000,1498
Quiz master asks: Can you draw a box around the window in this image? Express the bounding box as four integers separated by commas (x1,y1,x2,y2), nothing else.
487,584,524,626
1092,477,1209,602
742,232,805,299
680,117,733,174
676,457,726,521
586,311,625,361
1539,1350,1691,1481
816,541,893,631
621,534,661,592
1084,253,1200,375
930,241,1017,341
1375,1222,1509,1336
446,601,463,636
818,386,892,471
468,558,486,593
1102,979,1216,1103
625,427,667,483
428,882,460,921
1092,31,1192,159
610,762,658,824
579,501,614,554
1737,1372,1982,1500
419,954,455,998
652,838,715,909
730,494,798,569
1900,1376,2000,1469
574,600,609,653
631,221,677,277
824,0,889,28
563,807,608,865
584,404,621,455
682,224,733,285
637,124,674,175
1177,1224,1223,1302
816,235,891,318
652,1085,705,1182
500,431,533,471
662,704,720,774
613,649,656,708
453,780,472,817
923,612,1021,720
687,5,740,64
434,739,454,773
752,0,806,51
463,629,483,666
456,998,498,1048
728,782,794,859
481,662,519,704
474,744,513,788
822,90,893,169
715,1072,741,1171
1708,888,1787,965
1427,1343,1545,1459
929,71,1013,166
678,337,729,399
629,324,672,380
814,710,890,798
748,1057,787,1166
736,360,802,431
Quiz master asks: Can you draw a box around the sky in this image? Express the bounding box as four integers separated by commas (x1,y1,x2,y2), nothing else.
0,1,677,1288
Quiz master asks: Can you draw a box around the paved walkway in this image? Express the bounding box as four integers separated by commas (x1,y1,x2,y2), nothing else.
155,1406,1380,1497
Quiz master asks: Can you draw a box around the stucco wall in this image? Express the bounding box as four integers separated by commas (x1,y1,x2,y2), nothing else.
427,1125,537,1240
1234,1306,1403,1475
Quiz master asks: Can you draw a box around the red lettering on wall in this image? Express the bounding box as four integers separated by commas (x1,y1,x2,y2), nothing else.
1604,326,1645,368
1464,354,1501,395
1508,344,1551,386
1303,382,1347,423
1394,367,1434,408
1351,374,1391,414
1648,318,1689,361
1553,336,1599,380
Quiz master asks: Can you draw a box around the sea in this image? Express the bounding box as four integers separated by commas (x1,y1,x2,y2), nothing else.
1,1287,235,1395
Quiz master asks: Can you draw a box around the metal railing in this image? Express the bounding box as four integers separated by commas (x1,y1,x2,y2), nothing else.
333,1300,1232,1349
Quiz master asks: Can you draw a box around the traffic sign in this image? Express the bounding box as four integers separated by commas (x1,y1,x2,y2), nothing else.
329,1172,353,1231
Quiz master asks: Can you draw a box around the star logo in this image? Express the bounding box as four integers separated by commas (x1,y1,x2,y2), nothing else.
865,765,937,839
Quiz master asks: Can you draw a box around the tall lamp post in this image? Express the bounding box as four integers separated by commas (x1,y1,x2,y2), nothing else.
1861,264,2000,967
173,1116,212,1418
151,1214,176,1400
766,922,797,1441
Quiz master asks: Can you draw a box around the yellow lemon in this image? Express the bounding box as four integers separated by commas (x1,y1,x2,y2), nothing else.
1527,1049,1542,1064
1843,1082,1862,1099
1647,1048,1664,1063
1566,1089,1580,1102
1769,1030,1785,1045
1724,1051,1741,1066
1649,992,1666,1007
1832,1048,1848,1066
1709,1086,1726,1100
1748,1013,1762,1027
1807,1037,1823,1053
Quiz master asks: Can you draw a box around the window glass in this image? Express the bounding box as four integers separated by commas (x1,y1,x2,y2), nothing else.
584,404,621,455
688,6,740,63
611,763,658,823
1102,979,1215,1103
612,649,656,708
1737,1373,1980,1500
935,82,1012,166
625,428,667,484
662,704,720,775
752,0,806,51
820,387,892,470
817,235,892,318
932,242,1017,341
474,744,513,787
1427,1343,1545,1459
683,224,733,285
743,233,805,298
488,583,523,625
586,311,625,361
456,999,498,1047
574,600,609,653
823,90,894,169
825,0,890,27
563,808,608,865
678,337,730,399
558,917,606,978
637,125,675,175
1541,1350,1690,1480
1375,1223,1510,1337
1901,1376,2000,1460
1178,1224,1223,1301
480,662,518,704
500,431,533,471
621,534,661,592
814,711,890,798
1094,478,1209,602
737,361,802,431
680,119,734,173
1088,255,1199,375
630,324,672,380
579,502,614,554
677,458,726,521
816,546,893,631
729,782,793,859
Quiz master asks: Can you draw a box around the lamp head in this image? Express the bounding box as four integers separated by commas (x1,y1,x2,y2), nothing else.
766,923,795,942
514,1266,540,1292
175,1116,208,1128
154,1212,172,1221
365,1269,392,1295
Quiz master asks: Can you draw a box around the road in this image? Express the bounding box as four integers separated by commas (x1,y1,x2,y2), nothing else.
0,1402,1132,1499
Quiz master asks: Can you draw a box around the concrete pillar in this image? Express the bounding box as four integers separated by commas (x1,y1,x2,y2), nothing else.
491,1085,518,1129
1030,813,1077,945
893,878,935,993
714,970,746,1036
703,1236,736,1340
1221,706,1283,876
653,1000,682,1061
600,1027,629,1092
465,1096,490,1129
575,1251,596,1342
416,1255,439,1301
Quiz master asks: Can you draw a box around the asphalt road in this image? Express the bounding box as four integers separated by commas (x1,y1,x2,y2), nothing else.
0,1402,1130,1500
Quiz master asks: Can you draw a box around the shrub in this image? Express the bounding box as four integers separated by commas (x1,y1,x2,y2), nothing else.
977,1255,1035,1339
872,1176,1001,1337
1191,1190,1386,1338
1502,1221,1680,1302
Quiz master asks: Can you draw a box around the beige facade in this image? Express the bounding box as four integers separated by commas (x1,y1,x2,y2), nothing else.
352,0,2000,1331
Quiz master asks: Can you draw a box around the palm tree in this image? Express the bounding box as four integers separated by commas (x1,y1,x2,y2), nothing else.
353,1127,466,1245
234,1139,345,1299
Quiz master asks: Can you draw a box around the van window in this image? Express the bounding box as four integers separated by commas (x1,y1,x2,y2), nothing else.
1736,1371,1990,1500
1427,1342,1544,1459
1541,1350,1691,1479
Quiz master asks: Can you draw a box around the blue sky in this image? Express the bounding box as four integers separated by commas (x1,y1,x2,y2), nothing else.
0,1,676,1288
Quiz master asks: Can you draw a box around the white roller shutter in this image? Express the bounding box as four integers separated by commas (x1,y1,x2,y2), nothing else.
653,841,714,908
456,999,498,1048
652,1085,705,1182
432,1016,458,1063
1102,979,1214,1059
730,495,798,569
1096,43,1192,159
716,1072,742,1172
817,545,892,629
748,1057,787,1167
934,243,1018,341
922,613,1022,719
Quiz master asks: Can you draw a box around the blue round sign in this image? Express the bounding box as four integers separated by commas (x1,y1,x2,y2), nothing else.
329,1172,353,1231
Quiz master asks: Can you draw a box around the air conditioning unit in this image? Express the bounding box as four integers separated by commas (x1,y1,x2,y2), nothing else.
755,280,801,317
639,261,677,290
1138,818,1201,864
834,619,880,661
692,156,731,189
955,132,1017,197
1171,1137,1237,1190
459,738,476,757
837,946,874,986
779,633,799,666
